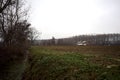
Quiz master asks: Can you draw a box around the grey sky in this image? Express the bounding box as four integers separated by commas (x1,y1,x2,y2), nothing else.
27,0,120,39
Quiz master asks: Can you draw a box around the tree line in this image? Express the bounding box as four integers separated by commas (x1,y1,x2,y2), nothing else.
39,34,120,46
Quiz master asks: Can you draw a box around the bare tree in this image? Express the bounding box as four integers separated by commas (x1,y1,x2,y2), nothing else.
29,27,41,45
0,0,31,50
0,0,31,75
0,0,15,13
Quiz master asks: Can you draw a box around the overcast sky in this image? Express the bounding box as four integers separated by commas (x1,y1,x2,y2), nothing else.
27,0,120,39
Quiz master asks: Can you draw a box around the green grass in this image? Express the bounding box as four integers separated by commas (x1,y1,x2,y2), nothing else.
23,46,120,80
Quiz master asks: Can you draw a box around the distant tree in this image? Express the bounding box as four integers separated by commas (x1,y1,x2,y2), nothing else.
29,27,41,45
51,36,55,45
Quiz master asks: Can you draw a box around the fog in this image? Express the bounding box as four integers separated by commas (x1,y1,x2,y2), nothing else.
27,0,120,39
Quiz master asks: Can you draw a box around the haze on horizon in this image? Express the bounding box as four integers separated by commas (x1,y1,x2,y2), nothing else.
27,0,120,39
